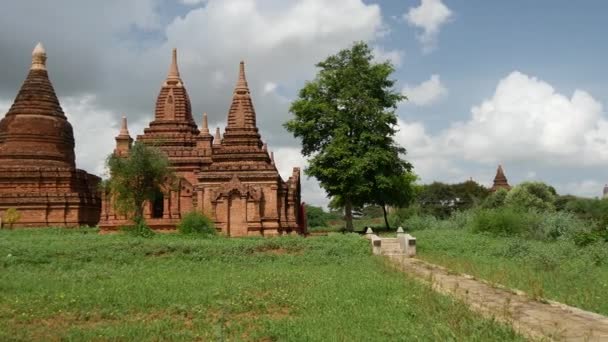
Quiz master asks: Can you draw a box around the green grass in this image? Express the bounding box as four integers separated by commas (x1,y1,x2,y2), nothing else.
414,229,608,315
0,229,523,341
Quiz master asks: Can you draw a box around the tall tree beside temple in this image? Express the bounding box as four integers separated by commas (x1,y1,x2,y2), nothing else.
285,42,412,231
104,142,174,234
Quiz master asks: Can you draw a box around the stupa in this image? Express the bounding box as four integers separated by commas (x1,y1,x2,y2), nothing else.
100,51,303,236
490,165,511,192
0,43,100,227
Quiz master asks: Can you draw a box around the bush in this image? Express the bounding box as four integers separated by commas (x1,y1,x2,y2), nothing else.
534,210,589,241
177,212,216,235
471,207,534,236
482,188,508,209
306,205,333,228
504,182,556,211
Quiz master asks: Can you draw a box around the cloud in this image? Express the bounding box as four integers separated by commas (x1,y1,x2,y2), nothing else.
405,0,452,52
394,71,608,197
0,0,387,208
444,71,606,166
372,46,404,67
402,74,447,106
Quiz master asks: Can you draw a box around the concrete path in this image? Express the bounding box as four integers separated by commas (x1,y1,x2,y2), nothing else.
387,255,608,341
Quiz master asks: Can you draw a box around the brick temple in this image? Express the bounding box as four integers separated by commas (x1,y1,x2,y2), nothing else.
490,164,511,192
0,43,100,227
100,49,304,236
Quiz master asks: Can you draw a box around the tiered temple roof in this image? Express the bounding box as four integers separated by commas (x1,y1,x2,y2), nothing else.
490,164,511,191
0,43,100,227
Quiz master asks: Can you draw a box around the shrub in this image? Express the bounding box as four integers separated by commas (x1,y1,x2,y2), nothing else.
534,210,589,241
177,211,216,235
2,208,21,229
306,205,332,228
388,205,420,228
504,182,556,212
470,207,534,236
482,188,508,209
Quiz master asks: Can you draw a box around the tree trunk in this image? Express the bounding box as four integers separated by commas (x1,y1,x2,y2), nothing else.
344,199,354,232
382,204,390,230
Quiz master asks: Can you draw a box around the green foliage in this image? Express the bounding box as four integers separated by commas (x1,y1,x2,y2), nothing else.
104,142,174,226
177,211,216,235
2,208,21,229
562,197,608,229
416,180,490,218
305,204,339,228
285,42,411,231
0,229,523,341
504,181,557,211
471,208,532,236
482,188,508,209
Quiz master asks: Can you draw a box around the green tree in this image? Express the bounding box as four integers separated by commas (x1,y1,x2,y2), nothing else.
505,181,557,212
104,142,174,234
285,42,410,231
371,171,417,229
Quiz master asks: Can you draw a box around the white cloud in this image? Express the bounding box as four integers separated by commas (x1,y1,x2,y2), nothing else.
402,74,447,106
405,0,452,53
263,82,278,95
372,46,404,67
394,71,608,197
444,71,606,166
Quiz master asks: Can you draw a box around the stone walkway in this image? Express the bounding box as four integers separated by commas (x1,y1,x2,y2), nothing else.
386,255,608,341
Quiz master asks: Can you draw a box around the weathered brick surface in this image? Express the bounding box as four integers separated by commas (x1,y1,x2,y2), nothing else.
0,44,100,227
100,51,304,236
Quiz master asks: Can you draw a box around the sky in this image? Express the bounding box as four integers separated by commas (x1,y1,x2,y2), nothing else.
0,0,607,206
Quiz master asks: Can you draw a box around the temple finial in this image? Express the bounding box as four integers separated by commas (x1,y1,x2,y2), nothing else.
214,127,221,145
31,42,47,70
201,113,209,133
234,61,249,93
166,48,181,84
119,115,130,136
270,151,275,165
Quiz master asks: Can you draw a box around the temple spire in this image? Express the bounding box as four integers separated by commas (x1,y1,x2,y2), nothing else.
119,115,130,136
491,164,511,192
31,42,47,71
169,48,180,78
201,112,209,134
214,127,221,145
234,61,249,94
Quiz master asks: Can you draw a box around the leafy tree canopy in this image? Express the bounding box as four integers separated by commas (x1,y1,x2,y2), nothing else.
285,41,411,231
104,142,174,232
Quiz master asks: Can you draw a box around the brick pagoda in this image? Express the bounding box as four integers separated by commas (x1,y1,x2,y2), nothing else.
100,50,304,236
0,43,100,227
490,164,511,192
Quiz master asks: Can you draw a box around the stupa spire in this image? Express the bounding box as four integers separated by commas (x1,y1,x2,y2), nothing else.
166,48,181,83
201,112,209,133
235,61,249,94
119,115,130,136
31,42,47,71
214,127,221,145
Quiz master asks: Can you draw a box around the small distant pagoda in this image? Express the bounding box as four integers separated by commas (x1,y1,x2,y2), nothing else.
603,184,608,199
0,43,100,227
490,165,511,192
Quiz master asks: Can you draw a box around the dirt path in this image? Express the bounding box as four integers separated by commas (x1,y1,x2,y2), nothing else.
387,255,608,341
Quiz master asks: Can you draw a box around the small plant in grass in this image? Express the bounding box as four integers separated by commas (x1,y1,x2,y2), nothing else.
2,208,21,229
177,211,216,235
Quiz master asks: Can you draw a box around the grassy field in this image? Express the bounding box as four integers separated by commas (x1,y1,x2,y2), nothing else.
414,229,608,315
0,229,524,341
